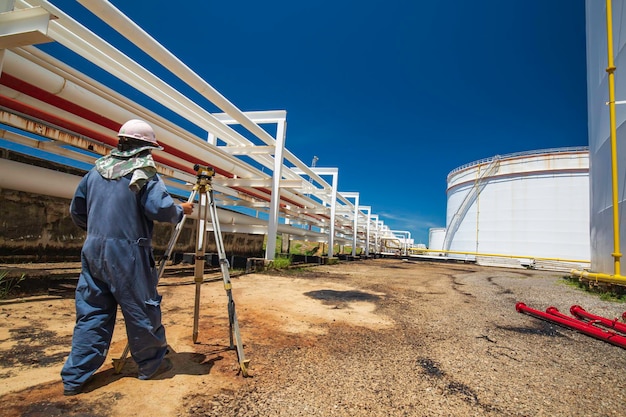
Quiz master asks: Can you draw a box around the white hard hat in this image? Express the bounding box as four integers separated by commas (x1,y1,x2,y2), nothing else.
117,119,161,148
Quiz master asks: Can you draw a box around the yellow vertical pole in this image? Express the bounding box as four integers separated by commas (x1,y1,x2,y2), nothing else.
605,0,622,275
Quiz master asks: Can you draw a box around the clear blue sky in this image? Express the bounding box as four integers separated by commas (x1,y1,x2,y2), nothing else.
45,0,588,244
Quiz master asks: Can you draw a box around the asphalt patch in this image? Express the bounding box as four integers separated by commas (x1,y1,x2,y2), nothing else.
0,326,71,367
304,289,379,303
417,357,445,378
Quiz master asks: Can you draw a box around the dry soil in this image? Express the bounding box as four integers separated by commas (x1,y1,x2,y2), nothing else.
1,258,625,416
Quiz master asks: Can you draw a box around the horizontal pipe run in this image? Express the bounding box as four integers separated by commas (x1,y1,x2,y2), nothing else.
5,48,271,182
0,80,231,178
0,50,281,182
1,72,119,131
0,90,317,220
570,269,626,285
0,158,339,242
6,2,375,250
0,93,205,180
516,303,626,349
570,305,626,334
545,306,586,323
417,248,589,265
0,157,80,198
0,55,325,219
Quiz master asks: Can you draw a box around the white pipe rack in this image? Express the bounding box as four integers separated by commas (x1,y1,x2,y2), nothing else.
0,0,395,259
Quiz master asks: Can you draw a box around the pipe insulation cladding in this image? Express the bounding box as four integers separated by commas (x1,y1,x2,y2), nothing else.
0,158,330,240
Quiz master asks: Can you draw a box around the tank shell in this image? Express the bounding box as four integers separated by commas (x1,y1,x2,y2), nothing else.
445,148,590,266
428,227,445,252
586,0,626,273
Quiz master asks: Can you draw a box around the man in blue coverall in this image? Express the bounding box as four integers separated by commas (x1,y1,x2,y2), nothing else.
61,119,194,395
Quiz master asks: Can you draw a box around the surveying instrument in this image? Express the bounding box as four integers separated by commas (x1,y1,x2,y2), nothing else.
112,164,250,376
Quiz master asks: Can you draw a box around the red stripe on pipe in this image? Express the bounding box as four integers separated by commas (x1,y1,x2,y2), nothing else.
1,74,320,212
0,75,314,212
0,94,118,147
1,72,120,131
0,74,234,177
0,94,199,175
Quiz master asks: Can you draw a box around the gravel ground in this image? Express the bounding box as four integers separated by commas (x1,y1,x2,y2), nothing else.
2,258,626,416
184,260,626,417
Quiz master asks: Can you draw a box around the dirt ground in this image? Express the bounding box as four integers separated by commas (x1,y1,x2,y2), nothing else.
1,258,626,416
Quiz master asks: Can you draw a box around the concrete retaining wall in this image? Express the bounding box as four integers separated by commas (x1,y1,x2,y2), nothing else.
0,188,264,262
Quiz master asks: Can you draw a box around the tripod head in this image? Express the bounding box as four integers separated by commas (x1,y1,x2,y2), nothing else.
193,164,215,187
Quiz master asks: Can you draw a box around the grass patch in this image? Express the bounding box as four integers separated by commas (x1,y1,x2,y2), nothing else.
0,271,26,299
561,275,626,303
266,255,292,270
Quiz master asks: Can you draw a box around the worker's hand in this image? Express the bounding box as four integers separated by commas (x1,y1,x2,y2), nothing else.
180,202,194,215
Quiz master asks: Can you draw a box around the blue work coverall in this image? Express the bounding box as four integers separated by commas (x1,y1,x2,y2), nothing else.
61,168,183,391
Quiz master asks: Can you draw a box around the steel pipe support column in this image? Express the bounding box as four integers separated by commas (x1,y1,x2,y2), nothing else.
343,192,359,256
293,167,339,259
360,205,371,256
265,117,286,260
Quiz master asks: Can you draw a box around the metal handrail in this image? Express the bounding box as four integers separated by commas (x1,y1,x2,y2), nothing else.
447,146,589,179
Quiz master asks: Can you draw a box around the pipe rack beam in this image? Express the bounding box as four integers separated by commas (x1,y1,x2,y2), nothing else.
1,0,399,256
18,0,326,224
74,0,333,210
0,5,53,49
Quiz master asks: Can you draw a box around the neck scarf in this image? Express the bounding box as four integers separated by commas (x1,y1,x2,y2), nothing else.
95,146,158,193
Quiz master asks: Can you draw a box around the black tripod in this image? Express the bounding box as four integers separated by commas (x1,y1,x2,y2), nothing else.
113,164,249,376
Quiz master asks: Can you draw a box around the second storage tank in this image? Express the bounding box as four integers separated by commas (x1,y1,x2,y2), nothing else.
444,147,590,268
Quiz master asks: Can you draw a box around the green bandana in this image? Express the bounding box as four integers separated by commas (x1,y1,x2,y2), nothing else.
95,146,158,193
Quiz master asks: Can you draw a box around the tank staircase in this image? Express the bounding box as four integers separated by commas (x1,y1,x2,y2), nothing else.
443,156,501,252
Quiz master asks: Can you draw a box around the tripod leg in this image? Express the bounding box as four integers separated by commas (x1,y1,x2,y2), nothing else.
192,190,209,343
156,190,196,279
112,341,131,373
112,190,196,373
208,188,250,376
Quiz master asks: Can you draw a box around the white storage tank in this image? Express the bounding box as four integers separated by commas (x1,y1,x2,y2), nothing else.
444,148,590,268
427,227,445,255
586,0,626,274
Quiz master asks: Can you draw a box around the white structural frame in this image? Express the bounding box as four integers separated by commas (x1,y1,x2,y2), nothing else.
390,230,412,256
211,111,288,260
359,205,372,256
0,0,399,259
291,167,339,258
341,192,360,256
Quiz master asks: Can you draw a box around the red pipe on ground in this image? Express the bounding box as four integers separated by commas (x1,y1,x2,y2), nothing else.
570,305,626,334
545,306,584,323
515,302,626,349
